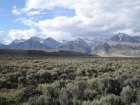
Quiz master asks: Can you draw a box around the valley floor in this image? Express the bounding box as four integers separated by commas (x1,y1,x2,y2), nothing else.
0,55,140,105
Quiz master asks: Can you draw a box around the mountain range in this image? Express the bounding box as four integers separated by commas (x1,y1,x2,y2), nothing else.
0,33,140,57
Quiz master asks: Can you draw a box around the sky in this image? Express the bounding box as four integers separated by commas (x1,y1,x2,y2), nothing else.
0,0,140,44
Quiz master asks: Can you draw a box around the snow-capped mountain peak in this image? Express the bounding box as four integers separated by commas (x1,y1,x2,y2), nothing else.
59,40,68,45
10,39,27,45
30,37,44,43
109,33,140,43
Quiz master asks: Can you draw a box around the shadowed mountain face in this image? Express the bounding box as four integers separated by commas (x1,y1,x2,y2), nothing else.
0,49,94,56
9,39,51,50
0,33,140,57
43,37,60,49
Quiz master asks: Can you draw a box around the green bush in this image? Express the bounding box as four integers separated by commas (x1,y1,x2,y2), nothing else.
0,96,7,105
124,76,140,88
84,89,98,101
98,77,121,95
13,89,25,104
100,94,124,105
18,76,27,87
37,71,52,83
121,86,136,104
73,100,82,105
137,90,140,104
59,88,72,105
28,95,45,105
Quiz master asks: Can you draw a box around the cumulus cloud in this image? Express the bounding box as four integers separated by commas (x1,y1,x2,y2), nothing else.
9,28,39,39
12,5,41,16
37,16,81,40
12,0,140,40
0,31,7,44
15,17,37,27
22,0,80,11
115,28,140,36
37,16,104,40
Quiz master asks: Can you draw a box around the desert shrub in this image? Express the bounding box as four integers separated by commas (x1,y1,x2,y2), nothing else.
90,100,101,105
77,81,87,91
119,72,133,83
0,77,18,89
52,72,59,80
27,69,37,76
82,101,91,105
18,70,27,77
67,72,76,80
100,94,124,105
77,81,87,100
44,85,59,100
124,76,140,88
73,100,82,105
0,96,7,105
28,76,39,87
84,89,98,101
88,78,98,90
76,68,83,77
13,89,25,104
60,73,67,80
136,90,140,104
18,76,27,87
42,95,59,105
37,70,52,83
26,73,35,81
37,83,60,105
0,77,8,88
59,80,66,89
82,100,102,105
28,95,45,105
22,102,30,105
59,88,73,105
13,84,42,104
67,83,79,100
24,85,42,98
98,77,121,95
121,86,136,104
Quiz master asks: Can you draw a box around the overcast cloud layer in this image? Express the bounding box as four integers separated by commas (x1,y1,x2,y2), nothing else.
1,0,140,43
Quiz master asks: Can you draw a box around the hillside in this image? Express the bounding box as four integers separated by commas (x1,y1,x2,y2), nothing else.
92,43,140,57
0,49,95,56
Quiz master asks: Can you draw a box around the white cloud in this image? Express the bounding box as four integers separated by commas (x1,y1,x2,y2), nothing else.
15,17,37,27
12,6,41,16
38,16,88,40
22,0,80,11
28,11,40,16
9,28,39,39
0,31,7,44
12,6,22,15
38,16,81,30
115,28,140,36
12,0,140,39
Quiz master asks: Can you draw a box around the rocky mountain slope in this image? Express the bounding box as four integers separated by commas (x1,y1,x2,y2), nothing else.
0,33,140,57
